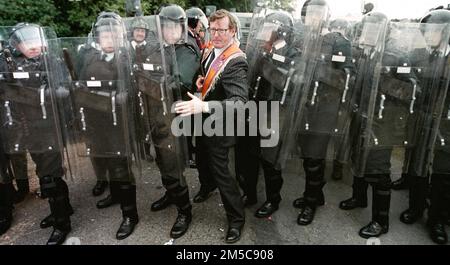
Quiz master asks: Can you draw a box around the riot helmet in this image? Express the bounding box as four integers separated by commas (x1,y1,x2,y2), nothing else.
93,12,125,52
357,11,388,47
158,4,187,45
9,23,45,59
421,9,450,24
258,11,294,48
131,16,149,43
420,9,450,48
186,7,209,31
329,18,349,35
302,0,330,29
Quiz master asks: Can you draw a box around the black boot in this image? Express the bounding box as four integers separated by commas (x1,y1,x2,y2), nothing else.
297,204,316,225
116,183,139,240
339,176,368,210
391,173,409,190
255,201,279,218
42,177,72,245
257,160,282,215
293,193,324,209
96,182,119,209
296,158,325,225
170,181,192,238
359,175,390,239
427,220,448,245
0,183,14,236
331,160,344,180
40,197,74,229
170,209,192,239
14,178,30,203
400,176,427,224
151,192,174,212
92,180,108,197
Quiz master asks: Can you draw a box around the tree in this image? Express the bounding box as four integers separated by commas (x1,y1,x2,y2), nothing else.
0,0,295,37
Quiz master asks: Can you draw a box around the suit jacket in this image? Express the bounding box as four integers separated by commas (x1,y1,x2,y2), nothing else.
202,54,249,147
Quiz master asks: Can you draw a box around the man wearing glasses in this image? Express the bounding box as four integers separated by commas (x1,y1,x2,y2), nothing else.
175,9,248,244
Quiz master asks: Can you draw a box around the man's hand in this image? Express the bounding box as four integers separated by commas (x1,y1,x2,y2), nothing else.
175,92,208,117
196,75,205,91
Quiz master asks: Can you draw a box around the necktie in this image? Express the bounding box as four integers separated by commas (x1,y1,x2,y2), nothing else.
204,50,215,73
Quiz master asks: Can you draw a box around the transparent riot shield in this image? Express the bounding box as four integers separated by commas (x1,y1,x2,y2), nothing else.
0,26,66,157
124,15,188,181
432,88,450,175
245,7,303,168
355,22,450,177
277,3,330,168
283,6,359,164
51,18,141,180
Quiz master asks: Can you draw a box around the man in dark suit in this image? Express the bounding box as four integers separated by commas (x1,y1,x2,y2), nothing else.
175,9,248,244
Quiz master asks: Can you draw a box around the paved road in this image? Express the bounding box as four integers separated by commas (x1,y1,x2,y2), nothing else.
0,155,441,245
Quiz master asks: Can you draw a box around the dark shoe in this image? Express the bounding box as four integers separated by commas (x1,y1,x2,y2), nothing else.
225,227,242,244
46,226,71,245
358,221,388,239
400,208,423,224
116,217,139,240
391,176,408,190
428,222,448,245
151,194,173,212
255,202,279,218
293,197,324,209
40,207,74,229
339,197,367,210
297,205,316,226
170,212,192,239
92,181,108,197
193,189,215,203
0,216,12,236
243,195,257,207
96,194,118,209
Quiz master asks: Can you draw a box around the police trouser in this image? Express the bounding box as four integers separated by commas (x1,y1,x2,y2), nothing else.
146,95,192,214
402,145,429,216
28,151,72,230
428,150,450,224
91,156,108,183
9,152,29,192
235,135,260,201
236,134,283,204
299,134,330,208
197,136,245,228
153,140,191,215
91,157,138,220
364,149,393,226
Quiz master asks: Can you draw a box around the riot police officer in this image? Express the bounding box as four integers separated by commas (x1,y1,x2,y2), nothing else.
137,6,193,239
291,0,354,226
401,9,450,244
75,12,139,240
241,9,299,218
0,23,73,244
338,14,388,213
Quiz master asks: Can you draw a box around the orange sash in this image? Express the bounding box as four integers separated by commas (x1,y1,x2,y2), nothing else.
201,42,245,98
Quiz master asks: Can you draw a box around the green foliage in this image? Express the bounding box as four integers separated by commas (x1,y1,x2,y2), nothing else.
0,0,294,37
